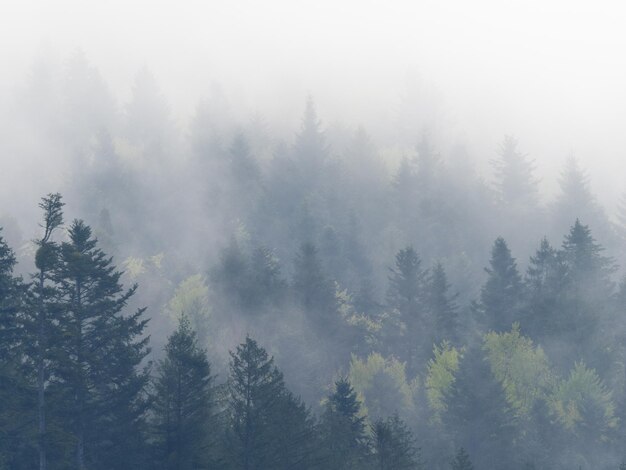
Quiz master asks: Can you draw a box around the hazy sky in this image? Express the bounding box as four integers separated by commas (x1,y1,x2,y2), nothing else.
2,0,625,209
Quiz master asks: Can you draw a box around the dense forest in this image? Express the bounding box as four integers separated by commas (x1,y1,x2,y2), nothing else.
2,54,626,470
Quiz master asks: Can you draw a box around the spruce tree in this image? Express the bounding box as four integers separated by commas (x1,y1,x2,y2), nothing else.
444,345,517,470
153,315,217,470
320,378,369,470
491,136,537,207
372,414,423,470
425,262,459,345
292,242,336,322
55,219,150,469
0,229,31,469
226,336,316,470
475,237,523,332
24,193,64,470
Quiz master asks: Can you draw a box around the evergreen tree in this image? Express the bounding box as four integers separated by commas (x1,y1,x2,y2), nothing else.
152,315,217,470
372,414,423,470
450,448,474,470
444,345,517,470
425,262,459,345
24,193,64,470
55,219,150,469
292,242,336,321
0,229,32,469
475,237,524,332
320,378,369,470
491,136,537,207
522,237,567,340
226,336,316,470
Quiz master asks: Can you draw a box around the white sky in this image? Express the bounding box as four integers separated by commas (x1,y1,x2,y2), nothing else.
1,0,626,209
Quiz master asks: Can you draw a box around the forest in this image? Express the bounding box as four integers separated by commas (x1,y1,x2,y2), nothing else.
2,51,626,470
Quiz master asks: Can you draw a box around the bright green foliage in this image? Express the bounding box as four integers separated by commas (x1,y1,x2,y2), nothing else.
152,315,216,469
426,341,460,423
548,362,617,440
484,324,553,417
372,414,423,470
349,353,416,420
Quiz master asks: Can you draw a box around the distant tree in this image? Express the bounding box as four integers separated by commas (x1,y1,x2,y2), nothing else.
474,237,524,332
320,378,370,470
491,136,537,207
54,219,150,469
522,237,567,340
248,246,287,308
372,414,423,470
294,96,328,173
152,315,217,470
444,345,518,470
292,242,336,320
424,262,459,345
450,448,474,470
387,246,427,367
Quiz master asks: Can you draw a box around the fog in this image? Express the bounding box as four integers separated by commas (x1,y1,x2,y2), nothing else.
2,1,626,469
2,1,626,207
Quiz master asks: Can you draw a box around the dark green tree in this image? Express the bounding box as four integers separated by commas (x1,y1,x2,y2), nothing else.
292,242,336,321
24,193,64,470
320,378,369,470
55,219,150,470
152,315,217,470
425,262,459,345
475,237,524,332
372,414,423,470
226,336,316,470
444,345,517,470
0,229,32,469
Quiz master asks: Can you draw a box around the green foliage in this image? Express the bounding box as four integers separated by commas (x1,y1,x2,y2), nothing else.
426,341,460,423
165,274,211,345
372,414,423,470
484,324,553,417
548,362,617,440
349,353,417,420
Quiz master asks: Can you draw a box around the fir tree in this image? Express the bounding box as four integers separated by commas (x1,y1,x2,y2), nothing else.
491,136,537,207
153,315,217,470
226,336,316,470
55,219,150,469
425,262,459,345
320,378,369,470
292,242,336,321
475,237,523,332
372,414,423,470
24,193,64,470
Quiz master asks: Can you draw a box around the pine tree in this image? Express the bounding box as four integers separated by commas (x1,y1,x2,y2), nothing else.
372,414,423,470
292,242,336,321
444,345,517,470
24,193,64,470
153,315,217,470
522,237,567,340
450,448,474,470
491,136,537,207
226,336,316,470
54,219,150,469
0,229,32,469
387,246,427,366
320,378,369,470
475,237,524,332
425,262,459,345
